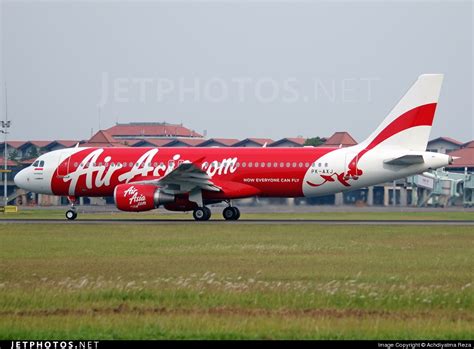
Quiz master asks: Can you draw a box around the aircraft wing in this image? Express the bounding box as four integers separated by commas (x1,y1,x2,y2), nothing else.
132,159,221,194
384,154,425,166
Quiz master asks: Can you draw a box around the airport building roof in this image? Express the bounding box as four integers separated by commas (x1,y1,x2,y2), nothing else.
104,122,203,139
269,138,306,147
428,137,463,146
197,138,240,147
447,140,474,169
321,132,357,147
80,130,124,148
233,138,274,147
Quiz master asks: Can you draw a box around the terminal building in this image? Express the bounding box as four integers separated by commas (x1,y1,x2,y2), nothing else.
3,122,474,208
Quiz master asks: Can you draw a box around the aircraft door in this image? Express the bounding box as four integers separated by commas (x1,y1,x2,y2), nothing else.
57,152,71,177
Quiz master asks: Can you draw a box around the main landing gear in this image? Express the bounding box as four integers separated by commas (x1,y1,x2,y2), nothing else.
193,207,212,221
192,205,241,221
222,206,240,221
65,196,78,221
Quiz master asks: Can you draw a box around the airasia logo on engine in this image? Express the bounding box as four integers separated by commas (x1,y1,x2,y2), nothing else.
123,185,147,209
114,184,156,212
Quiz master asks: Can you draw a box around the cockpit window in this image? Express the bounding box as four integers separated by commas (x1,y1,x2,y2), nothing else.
31,160,45,167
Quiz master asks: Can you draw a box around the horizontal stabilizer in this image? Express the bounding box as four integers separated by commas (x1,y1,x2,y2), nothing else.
384,154,425,166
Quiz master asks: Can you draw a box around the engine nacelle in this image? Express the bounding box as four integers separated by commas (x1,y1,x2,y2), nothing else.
114,184,175,212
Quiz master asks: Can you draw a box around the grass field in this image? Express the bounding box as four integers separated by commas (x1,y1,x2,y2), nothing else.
0,222,472,339
1,208,474,221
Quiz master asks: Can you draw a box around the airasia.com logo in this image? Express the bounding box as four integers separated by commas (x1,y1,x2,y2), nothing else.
123,185,147,208
61,148,238,196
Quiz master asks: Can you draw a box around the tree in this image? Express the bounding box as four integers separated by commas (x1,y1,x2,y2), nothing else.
8,149,19,161
304,137,325,147
28,146,39,159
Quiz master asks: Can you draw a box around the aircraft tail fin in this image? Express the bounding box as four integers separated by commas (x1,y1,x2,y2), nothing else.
359,74,444,152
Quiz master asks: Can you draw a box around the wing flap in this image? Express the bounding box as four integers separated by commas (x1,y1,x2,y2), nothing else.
129,159,221,194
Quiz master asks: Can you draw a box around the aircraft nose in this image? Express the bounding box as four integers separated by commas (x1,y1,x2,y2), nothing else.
14,169,29,189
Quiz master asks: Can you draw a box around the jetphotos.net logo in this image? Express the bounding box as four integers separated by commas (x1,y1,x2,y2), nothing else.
98,72,380,106
9,341,99,349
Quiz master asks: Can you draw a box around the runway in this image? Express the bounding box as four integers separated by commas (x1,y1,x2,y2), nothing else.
1,218,474,225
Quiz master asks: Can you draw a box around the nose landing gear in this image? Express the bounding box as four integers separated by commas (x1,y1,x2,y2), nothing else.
65,209,77,220
65,196,78,220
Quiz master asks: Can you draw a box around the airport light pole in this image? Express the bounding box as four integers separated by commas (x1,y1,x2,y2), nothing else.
1,119,10,206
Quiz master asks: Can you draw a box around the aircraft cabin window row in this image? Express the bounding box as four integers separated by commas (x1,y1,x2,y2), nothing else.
70,161,330,169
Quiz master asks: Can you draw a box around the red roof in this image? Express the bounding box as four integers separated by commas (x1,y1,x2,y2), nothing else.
20,158,36,165
28,141,53,148
6,141,28,149
462,140,474,148
81,130,125,148
0,157,19,167
446,144,474,168
165,138,204,147
197,138,240,147
53,140,80,147
132,138,175,147
4,140,79,149
105,122,202,138
121,139,143,146
233,138,274,147
428,137,463,146
269,137,306,147
89,130,120,144
322,132,357,147
80,142,125,148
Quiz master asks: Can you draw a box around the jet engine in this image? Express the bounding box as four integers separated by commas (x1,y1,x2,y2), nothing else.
114,184,175,212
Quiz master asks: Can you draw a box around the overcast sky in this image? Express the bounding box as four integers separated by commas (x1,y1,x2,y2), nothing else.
1,0,473,142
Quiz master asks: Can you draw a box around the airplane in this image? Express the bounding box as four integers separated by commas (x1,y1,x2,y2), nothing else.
14,74,453,221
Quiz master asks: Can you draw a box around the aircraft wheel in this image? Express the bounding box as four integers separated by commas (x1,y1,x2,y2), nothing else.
65,210,77,220
223,206,240,220
193,207,211,221
232,207,241,220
